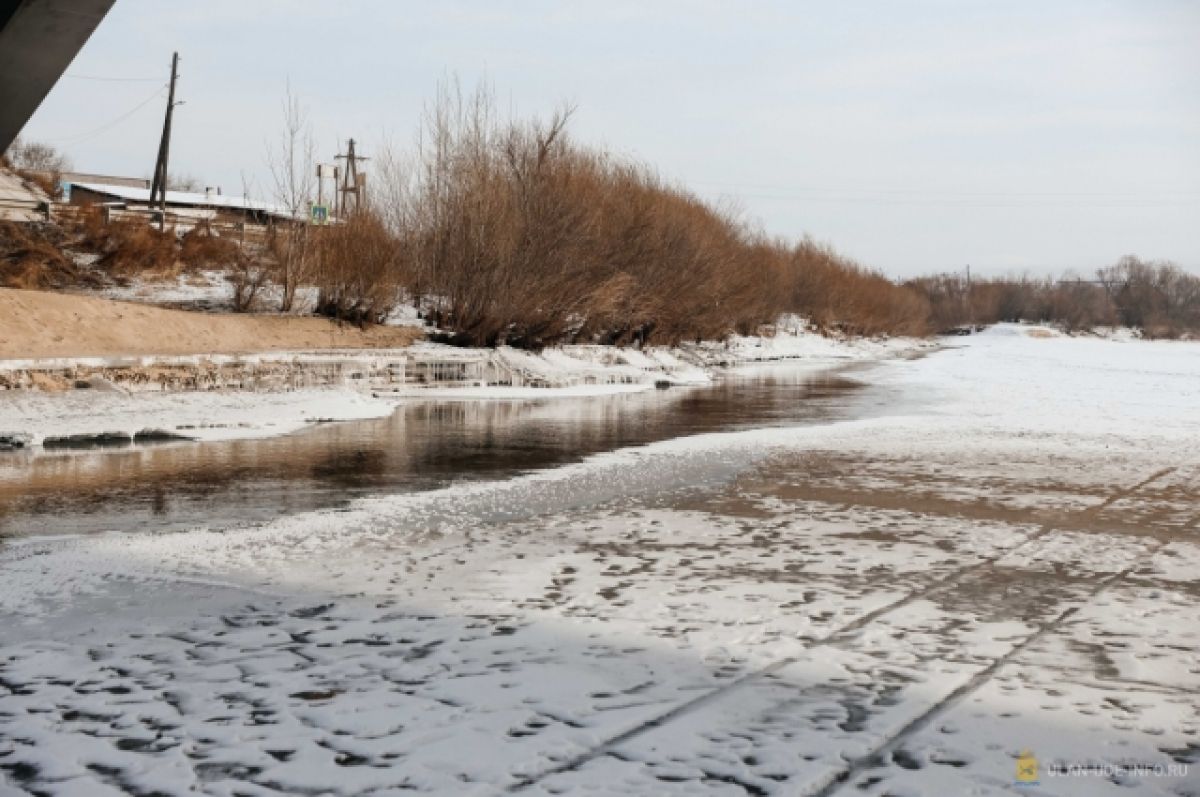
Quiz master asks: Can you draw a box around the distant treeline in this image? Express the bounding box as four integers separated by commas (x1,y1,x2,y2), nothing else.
907,257,1200,339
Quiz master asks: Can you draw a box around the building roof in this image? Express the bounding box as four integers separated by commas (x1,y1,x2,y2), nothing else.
54,171,149,189
70,181,293,218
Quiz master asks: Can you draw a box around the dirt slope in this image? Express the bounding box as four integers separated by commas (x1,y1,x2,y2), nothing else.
0,288,421,360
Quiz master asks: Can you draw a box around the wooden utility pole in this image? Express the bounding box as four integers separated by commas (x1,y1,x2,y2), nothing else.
148,51,181,230
335,138,368,216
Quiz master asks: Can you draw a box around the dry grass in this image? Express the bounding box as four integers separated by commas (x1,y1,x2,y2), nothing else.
0,207,252,295
59,207,244,279
0,222,98,290
179,225,240,267
70,209,179,275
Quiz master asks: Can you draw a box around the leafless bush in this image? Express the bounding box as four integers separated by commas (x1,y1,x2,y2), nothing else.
786,239,929,337
229,248,270,312
312,211,405,325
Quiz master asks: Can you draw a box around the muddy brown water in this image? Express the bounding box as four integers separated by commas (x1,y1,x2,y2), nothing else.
0,364,907,538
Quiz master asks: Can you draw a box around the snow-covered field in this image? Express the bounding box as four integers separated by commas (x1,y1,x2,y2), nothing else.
1,325,1197,795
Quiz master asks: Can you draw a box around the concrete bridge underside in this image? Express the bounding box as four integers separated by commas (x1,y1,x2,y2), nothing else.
0,0,115,153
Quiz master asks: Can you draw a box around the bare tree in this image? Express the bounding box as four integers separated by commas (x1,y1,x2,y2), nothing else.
266,86,317,312
4,136,72,197
166,173,203,192
226,176,270,312
5,136,72,175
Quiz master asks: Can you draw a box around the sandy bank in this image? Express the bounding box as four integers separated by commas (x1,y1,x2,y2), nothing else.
0,288,421,360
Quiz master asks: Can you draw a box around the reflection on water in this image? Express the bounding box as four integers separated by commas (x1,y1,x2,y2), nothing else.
0,365,893,538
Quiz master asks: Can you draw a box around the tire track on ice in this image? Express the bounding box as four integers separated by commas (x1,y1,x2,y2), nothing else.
507,465,1176,792
809,538,1171,797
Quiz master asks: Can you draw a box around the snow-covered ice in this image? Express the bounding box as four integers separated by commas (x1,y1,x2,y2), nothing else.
1,325,1197,795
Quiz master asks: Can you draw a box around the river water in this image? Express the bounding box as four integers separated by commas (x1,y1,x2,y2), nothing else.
0,362,904,539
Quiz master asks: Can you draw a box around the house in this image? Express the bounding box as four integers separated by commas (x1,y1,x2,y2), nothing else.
63,181,293,227
57,171,150,191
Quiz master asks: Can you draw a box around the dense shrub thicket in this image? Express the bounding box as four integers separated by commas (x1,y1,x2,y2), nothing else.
306,90,930,345
907,256,1200,339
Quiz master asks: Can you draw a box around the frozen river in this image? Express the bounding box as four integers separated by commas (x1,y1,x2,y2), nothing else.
1,326,1197,796
0,363,905,538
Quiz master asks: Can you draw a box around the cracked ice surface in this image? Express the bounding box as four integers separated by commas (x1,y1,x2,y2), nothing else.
2,325,1199,795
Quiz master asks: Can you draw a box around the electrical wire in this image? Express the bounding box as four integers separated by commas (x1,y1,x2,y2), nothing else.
703,191,1200,208
693,179,1200,200
47,85,168,145
63,73,163,83
692,180,1200,207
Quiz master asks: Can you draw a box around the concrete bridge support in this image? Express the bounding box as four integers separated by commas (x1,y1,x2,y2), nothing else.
0,0,115,152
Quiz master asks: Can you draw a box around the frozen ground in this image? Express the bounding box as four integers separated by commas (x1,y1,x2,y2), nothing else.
93,270,239,312
0,325,1197,795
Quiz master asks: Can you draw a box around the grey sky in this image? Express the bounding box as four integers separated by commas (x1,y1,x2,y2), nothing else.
21,0,1200,278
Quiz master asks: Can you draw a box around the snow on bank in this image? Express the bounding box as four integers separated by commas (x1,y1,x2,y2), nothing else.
0,387,399,447
0,378,675,449
0,326,925,448
684,315,927,365
94,269,236,309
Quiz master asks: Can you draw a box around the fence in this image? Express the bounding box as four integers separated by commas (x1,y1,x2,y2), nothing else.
51,203,274,244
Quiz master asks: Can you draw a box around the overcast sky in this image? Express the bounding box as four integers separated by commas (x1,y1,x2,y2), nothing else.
21,0,1200,278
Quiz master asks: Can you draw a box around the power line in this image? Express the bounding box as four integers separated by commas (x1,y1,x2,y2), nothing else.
692,179,1200,202
47,84,167,145
63,73,162,83
734,194,1200,206
698,187,1200,208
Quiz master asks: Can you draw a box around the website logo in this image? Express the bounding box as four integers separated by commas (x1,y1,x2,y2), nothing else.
1016,750,1039,786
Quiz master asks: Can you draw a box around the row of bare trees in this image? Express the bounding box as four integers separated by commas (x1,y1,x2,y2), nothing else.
295,85,930,345
907,256,1200,338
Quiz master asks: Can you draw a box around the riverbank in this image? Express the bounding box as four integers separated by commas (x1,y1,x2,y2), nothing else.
0,291,928,448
